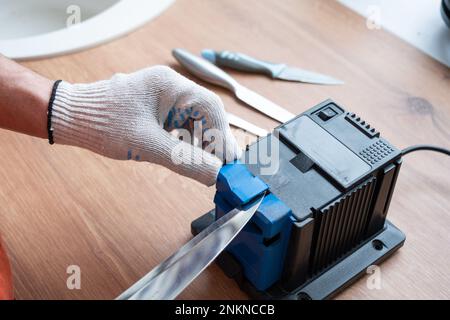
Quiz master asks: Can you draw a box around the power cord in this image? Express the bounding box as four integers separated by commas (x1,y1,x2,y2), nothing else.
401,144,450,157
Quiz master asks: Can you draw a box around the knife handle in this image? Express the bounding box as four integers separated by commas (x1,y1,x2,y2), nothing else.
202,50,285,78
172,48,238,92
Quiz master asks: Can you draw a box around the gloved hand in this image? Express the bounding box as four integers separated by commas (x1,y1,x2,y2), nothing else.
50,66,241,186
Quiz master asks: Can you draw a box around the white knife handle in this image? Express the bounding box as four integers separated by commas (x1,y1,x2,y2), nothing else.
172,48,238,92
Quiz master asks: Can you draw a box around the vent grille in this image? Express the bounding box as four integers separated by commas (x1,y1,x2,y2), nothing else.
359,140,395,165
310,177,376,275
345,112,379,138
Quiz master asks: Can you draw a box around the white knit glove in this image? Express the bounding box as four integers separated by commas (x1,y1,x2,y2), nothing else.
50,66,241,186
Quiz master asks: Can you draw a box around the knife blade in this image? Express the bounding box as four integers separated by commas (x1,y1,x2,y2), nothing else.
116,195,264,300
227,112,268,137
201,49,344,85
233,85,294,123
172,48,295,124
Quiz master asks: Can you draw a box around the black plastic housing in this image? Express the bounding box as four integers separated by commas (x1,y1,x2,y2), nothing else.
192,100,405,299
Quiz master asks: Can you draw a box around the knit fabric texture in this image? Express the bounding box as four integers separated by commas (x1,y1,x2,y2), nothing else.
50,66,240,186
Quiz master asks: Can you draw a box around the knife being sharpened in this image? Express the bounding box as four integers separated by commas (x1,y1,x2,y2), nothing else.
201,50,344,85
116,195,264,300
172,48,295,124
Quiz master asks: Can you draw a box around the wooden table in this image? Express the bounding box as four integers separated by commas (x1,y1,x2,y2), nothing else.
0,0,449,300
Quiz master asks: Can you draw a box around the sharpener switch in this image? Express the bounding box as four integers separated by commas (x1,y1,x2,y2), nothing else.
318,107,337,121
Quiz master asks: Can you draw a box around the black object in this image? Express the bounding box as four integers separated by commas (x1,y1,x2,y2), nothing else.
192,100,405,300
402,144,450,156
47,79,62,145
443,0,450,28
317,107,337,121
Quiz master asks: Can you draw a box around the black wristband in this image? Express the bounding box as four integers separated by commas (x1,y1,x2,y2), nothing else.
47,80,62,145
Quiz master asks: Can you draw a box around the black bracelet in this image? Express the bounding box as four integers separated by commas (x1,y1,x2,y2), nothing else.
47,80,62,145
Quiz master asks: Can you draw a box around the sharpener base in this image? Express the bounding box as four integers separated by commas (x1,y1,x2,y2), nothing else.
191,209,405,300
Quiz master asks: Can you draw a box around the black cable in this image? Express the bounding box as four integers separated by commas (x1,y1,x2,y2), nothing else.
401,144,450,157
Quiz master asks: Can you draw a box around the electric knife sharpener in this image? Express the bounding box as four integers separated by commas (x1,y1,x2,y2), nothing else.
191,100,405,300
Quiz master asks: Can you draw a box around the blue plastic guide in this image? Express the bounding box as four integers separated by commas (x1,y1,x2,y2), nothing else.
215,160,293,290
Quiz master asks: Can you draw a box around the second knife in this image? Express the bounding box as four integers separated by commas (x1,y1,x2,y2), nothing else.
172,48,295,124
201,49,344,85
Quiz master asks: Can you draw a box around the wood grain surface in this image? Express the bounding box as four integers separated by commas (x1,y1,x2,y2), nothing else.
0,0,449,299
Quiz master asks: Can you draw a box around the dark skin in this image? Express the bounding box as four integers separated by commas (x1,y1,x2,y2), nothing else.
0,54,53,138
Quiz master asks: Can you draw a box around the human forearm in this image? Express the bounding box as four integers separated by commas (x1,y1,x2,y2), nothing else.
0,56,239,185
0,54,53,138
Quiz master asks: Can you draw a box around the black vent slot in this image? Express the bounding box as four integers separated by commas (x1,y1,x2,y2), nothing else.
345,112,380,138
309,177,376,275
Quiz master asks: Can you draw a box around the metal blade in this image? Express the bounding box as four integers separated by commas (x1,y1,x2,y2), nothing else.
275,66,344,85
234,85,295,123
117,195,264,300
227,112,269,137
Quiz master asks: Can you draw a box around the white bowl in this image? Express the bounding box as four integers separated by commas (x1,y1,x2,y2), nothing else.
0,0,174,60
